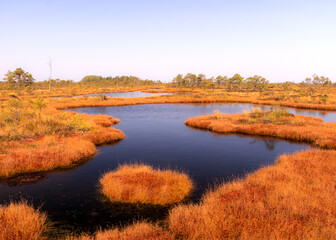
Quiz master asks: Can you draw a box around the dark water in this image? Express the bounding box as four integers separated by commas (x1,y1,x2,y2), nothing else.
0,103,334,234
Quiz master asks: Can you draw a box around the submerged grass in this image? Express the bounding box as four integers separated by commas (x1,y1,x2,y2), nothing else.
100,164,193,205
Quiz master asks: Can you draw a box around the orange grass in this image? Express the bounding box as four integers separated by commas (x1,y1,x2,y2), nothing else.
168,150,336,239
50,90,336,112
65,222,174,240
0,201,47,240
100,164,193,205
0,136,96,177
67,112,125,145
0,100,125,178
4,86,163,99
185,110,336,149
2,85,336,111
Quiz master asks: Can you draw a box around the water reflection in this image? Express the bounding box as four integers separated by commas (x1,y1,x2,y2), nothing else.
249,138,277,151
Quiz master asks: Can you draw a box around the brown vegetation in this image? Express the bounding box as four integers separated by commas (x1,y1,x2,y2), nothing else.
1,86,336,238
168,150,336,239
68,113,124,145
0,201,47,240
0,86,165,99
0,99,124,178
48,91,336,112
0,136,96,178
100,164,193,205
65,222,174,240
185,108,336,149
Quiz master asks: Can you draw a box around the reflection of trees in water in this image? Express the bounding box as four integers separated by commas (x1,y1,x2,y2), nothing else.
2,173,47,186
249,138,277,151
316,111,328,116
289,108,329,117
257,105,331,118
212,131,278,151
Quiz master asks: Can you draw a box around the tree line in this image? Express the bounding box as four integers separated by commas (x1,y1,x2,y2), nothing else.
0,68,161,90
170,73,269,91
80,75,162,87
1,68,334,91
170,73,334,91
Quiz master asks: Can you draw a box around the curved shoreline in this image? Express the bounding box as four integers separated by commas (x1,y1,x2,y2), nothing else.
51,94,336,112
166,111,336,239
0,113,125,179
185,113,336,149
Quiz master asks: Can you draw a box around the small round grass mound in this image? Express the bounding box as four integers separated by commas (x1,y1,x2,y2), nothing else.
100,164,193,205
0,201,47,240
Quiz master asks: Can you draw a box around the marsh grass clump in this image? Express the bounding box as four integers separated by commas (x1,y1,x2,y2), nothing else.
0,136,96,177
0,201,47,240
185,110,336,148
212,109,225,119
65,222,174,240
0,99,92,141
0,98,124,177
95,222,174,240
168,150,336,240
100,164,193,205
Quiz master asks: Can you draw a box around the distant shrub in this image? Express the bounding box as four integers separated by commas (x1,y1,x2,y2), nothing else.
192,93,202,98
33,96,47,117
98,93,107,100
212,109,224,119
319,94,329,104
60,113,90,133
247,107,294,125
69,88,77,96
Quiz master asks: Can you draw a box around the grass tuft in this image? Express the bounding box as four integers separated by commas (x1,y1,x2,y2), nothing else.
64,222,174,240
100,164,193,205
0,201,47,240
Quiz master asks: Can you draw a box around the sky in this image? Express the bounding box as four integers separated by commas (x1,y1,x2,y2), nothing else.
0,0,336,83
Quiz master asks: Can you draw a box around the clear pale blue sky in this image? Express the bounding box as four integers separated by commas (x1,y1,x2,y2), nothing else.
1,0,335,82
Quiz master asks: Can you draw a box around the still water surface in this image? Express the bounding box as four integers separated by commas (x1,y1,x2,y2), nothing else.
0,103,335,233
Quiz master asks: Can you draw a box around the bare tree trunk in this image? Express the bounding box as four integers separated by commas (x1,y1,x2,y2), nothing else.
48,58,52,91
